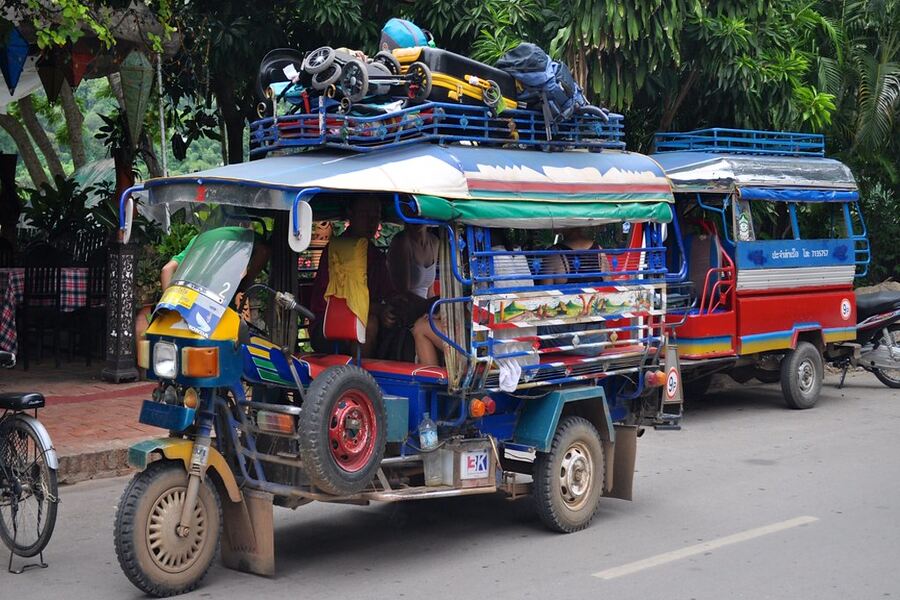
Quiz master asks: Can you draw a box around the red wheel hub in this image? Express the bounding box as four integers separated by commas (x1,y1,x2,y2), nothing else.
328,390,377,473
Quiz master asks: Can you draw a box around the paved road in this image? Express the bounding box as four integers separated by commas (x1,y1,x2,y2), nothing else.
3,372,898,599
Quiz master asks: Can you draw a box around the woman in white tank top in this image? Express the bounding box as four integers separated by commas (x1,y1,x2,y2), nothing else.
388,224,445,364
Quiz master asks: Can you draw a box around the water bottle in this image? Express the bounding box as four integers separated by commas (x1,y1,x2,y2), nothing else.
418,412,442,487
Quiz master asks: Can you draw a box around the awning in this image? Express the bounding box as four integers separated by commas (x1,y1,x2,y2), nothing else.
144,144,675,212
737,187,859,202
651,151,857,194
413,195,673,226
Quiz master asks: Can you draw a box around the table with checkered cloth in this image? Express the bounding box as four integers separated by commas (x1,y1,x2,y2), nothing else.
0,267,96,354
0,273,15,353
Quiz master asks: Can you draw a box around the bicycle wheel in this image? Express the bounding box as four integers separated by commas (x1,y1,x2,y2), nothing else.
0,416,58,557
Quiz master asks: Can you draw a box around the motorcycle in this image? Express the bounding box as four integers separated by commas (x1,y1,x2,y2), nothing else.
832,289,900,389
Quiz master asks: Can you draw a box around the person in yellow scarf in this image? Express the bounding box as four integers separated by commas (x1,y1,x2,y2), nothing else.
310,195,395,356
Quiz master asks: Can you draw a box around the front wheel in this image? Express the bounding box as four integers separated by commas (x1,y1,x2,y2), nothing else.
533,416,605,533
781,341,823,409
0,415,58,557
114,460,221,597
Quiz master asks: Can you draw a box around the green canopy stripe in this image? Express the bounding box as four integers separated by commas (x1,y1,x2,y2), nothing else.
414,195,673,226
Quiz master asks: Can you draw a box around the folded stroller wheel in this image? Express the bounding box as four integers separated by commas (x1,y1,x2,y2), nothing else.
407,62,432,101
339,59,369,103
303,46,336,74
366,61,393,96
373,51,401,75
311,64,341,90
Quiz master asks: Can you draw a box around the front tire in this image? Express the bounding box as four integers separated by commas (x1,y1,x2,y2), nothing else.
533,416,605,533
781,341,823,409
114,460,221,597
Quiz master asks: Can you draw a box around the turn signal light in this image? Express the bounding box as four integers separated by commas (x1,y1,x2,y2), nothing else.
181,347,219,378
256,410,296,435
469,398,486,419
137,340,150,369
182,387,199,409
644,370,666,388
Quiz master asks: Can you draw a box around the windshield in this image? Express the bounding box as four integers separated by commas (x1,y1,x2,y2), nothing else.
172,226,254,307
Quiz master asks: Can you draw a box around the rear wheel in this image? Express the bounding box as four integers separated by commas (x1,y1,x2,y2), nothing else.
871,326,900,389
781,341,823,409
298,366,386,496
114,461,221,597
533,416,605,533
0,416,58,557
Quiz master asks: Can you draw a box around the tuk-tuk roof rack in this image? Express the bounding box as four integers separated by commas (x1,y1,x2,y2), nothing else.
248,101,625,157
654,128,824,157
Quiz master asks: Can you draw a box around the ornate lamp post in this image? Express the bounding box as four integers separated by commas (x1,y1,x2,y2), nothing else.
101,146,139,383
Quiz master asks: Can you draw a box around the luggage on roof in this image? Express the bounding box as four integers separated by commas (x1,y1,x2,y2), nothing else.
393,46,518,112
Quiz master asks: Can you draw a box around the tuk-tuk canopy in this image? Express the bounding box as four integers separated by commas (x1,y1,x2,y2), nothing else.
651,152,858,199
144,145,675,227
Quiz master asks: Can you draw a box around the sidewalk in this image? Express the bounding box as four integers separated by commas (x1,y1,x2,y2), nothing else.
0,363,159,484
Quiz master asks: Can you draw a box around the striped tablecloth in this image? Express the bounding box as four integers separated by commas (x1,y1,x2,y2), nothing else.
0,267,98,354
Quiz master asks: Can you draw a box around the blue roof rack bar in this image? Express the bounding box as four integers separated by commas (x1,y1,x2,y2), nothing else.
249,101,626,156
654,128,824,157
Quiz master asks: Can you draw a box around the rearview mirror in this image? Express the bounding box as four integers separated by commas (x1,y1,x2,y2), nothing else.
121,196,135,244
289,198,313,253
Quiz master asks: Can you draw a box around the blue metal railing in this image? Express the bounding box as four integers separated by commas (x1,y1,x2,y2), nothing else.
249,101,626,156
654,128,824,157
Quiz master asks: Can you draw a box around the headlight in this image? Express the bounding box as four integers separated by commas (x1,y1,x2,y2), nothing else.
153,342,178,379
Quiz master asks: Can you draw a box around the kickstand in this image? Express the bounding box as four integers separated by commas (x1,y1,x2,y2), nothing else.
8,549,48,574
7,522,49,574
838,365,849,389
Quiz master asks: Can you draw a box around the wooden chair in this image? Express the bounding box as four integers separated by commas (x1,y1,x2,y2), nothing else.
19,266,62,369
78,262,108,365
22,242,72,267
0,238,14,267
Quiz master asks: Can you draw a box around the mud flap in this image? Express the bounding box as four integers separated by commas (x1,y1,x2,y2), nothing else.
656,337,683,430
606,424,637,501
220,489,275,577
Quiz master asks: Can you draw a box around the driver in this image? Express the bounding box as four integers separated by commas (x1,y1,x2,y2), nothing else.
160,226,271,296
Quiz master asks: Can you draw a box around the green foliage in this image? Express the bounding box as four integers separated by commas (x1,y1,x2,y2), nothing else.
859,180,900,282
21,176,100,244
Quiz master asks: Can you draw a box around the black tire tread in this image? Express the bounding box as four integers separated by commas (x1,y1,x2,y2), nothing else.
0,416,58,557
113,460,222,597
780,341,823,410
298,365,386,496
533,416,605,534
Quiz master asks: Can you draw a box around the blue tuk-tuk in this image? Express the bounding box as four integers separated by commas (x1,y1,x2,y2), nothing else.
112,101,684,596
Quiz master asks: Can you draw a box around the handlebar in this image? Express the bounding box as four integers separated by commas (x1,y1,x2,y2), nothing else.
275,292,316,322
0,351,15,368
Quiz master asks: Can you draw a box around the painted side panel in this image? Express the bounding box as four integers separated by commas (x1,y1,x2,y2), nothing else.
736,289,856,354
735,239,854,270
675,310,737,357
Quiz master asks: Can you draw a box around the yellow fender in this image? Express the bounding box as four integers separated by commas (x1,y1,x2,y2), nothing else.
127,437,243,503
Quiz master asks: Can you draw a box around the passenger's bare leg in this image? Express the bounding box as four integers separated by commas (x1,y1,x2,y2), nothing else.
413,315,444,365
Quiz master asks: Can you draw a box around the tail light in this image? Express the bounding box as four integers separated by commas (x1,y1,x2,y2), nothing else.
469,398,486,418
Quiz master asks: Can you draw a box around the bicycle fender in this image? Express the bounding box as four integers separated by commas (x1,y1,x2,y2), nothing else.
15,414,59,470
127,438,242,503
